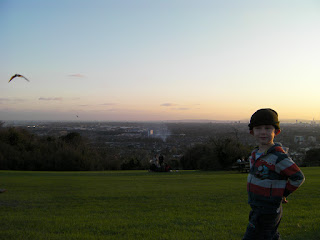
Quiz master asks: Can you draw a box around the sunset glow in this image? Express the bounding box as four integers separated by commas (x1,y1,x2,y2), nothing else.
1,1,319,122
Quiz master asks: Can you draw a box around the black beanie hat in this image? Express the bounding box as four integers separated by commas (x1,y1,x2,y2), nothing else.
248,108,280,130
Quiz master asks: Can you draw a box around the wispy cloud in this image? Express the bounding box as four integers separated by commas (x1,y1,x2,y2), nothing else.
172,107,190,111
100,103,116,106
161,103,177,107
161,103,192,111
0,98,27,103
78,103,117,107
68,74,86,78
38,97,63,101
0,98,10,102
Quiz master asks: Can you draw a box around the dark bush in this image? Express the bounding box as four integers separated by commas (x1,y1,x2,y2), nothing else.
304,148,320,166
0,127,101,171
121,157,142,170
180,137,251,170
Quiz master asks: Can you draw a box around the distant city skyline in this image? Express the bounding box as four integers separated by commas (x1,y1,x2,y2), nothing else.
2,113,319,125
1,1,319,122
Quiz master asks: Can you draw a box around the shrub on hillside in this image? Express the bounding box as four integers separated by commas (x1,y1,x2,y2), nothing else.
304,148,320,166
180,137,251,170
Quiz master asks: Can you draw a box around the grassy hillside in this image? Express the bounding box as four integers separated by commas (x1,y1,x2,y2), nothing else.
0,168,318,240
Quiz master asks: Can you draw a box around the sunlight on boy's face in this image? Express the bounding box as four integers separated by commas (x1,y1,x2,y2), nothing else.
252,125,278,147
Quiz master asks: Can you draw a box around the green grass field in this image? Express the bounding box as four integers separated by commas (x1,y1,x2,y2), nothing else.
0,168,319,240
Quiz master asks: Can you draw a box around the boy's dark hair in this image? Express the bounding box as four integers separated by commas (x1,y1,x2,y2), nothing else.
248,108,280,130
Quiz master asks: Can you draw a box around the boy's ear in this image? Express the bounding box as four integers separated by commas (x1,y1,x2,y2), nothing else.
275,129,281,136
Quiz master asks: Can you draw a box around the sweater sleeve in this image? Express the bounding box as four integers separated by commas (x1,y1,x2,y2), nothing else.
275,156,305,197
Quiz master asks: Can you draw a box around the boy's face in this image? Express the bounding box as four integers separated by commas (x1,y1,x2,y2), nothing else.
251,125,280,147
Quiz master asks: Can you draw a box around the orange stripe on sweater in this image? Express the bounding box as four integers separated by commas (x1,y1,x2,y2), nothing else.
248,183,285,197
286,182,299,192
280,164,300,177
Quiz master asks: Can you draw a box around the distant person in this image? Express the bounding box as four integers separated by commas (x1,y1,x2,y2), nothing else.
154,155,160,168
158,155,164,169
243,108,305,240
236,157,245,172
149,155,160,172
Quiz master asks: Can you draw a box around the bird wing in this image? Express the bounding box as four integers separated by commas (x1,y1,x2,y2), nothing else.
8,74,30,82
21,75,30,82
8,74,18,82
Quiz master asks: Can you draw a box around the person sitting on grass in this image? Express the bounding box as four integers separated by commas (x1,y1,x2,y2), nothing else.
149,155,160,172
243,108,305,240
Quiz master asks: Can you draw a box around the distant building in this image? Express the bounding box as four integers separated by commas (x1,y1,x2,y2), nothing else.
294,136,304,144
308,136,316,143
148,129,153,137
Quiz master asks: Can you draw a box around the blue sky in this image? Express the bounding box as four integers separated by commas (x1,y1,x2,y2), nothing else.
1,0,320,121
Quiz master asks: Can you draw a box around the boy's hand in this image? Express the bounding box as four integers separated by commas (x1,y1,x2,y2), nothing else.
282,197,288,204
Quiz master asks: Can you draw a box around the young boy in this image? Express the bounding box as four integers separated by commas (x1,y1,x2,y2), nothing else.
243,108,305,240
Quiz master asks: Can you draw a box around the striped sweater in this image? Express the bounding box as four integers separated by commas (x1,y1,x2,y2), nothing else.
247,143,305,212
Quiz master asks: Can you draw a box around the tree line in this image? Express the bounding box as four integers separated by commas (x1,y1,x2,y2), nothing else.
0,126,318,171
0,126,151,171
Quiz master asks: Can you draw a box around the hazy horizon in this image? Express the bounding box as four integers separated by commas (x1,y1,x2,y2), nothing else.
1,114,318,125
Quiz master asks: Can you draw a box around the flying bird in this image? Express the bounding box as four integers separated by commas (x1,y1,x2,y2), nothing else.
9,74,30,83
